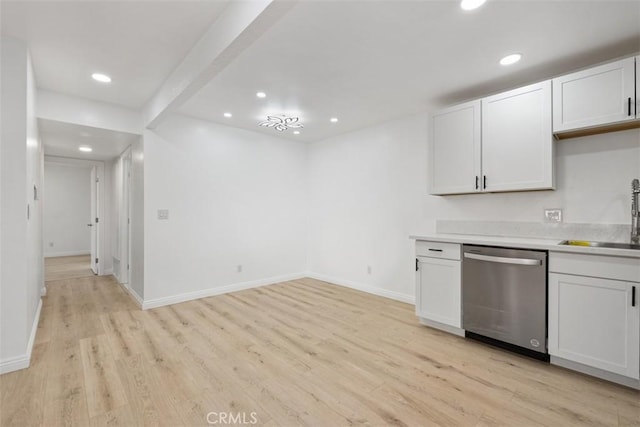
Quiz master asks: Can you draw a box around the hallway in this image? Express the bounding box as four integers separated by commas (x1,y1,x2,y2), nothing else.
44,255,94,282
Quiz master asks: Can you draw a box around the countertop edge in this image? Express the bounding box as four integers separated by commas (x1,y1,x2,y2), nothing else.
410,233,640,259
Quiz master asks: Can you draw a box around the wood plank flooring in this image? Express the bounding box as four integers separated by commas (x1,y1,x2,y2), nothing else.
45,255,94,282
1,275,638,426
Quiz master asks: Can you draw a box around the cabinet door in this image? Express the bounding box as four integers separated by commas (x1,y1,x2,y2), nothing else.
416,257,461,328
553,57,635,133
429,100,481,195
549,273,639,379
481,81,554,192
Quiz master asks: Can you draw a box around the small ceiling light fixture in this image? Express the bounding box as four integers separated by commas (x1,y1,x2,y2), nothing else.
460,0,486,11
223,112,232,118
78,146,93,152
91,73,111,83
259,115,304,132
330,117,339,123
500,53,522,66
293,131,300,135
256,91,267,98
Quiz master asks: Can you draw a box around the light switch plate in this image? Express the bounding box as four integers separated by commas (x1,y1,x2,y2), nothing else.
157,209,169,220
544,208,563,223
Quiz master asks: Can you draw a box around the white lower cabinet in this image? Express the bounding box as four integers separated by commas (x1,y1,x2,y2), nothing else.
416,241,461,329
549,272,639,380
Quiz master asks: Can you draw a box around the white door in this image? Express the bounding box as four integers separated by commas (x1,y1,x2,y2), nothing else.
90,166,99,275
416,257,461,328
549,273,639,379
481,81,554,192
553,57,636,132
429,100,481,195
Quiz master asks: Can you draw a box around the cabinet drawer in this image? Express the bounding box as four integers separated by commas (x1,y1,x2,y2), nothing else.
416,241,460,260
549,252,640,282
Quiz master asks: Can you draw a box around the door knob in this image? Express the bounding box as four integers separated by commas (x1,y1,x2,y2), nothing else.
87,223,93,227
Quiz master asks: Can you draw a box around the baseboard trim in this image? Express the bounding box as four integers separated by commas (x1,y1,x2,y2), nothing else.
142,272,308,310
121,283,143,309
40,286,47,297
551,356,640,390
305,272,415,305
44,250,90,258
0,298,43,375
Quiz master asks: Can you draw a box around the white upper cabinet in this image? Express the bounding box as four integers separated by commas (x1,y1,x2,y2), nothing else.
429,100,481,195
482,81,554,192
429,81,554,195
553,57,636,134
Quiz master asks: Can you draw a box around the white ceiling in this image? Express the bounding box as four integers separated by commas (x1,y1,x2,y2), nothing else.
39,119,139,161
1,0,229,108
2,1,640,143
179,0,640,142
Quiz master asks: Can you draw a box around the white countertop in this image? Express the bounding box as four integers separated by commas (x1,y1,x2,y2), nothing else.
410,232,640,259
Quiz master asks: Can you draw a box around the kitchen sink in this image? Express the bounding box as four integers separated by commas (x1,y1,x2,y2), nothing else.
559,240,640,250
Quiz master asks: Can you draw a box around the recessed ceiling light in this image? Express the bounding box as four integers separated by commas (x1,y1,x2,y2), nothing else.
223,112,232,118
460,0,486,10
256,91,266,98
78,146,92,152
500,53,522,66
330,117,339,123
91,73,111,83
293,131,300,135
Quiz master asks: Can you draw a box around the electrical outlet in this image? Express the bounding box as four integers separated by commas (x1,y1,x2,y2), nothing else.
237,265,243,273
157,209,169,220
544,208,563,223
367,265,372,275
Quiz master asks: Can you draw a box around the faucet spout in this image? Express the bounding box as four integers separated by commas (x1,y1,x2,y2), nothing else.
632,178,640,244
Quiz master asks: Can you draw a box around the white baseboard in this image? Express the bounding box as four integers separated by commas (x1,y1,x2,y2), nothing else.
40,286,47,297
141,272,307,310
44,250,90,258
551,356,640,390
305,272,415,305
0,298,43,375
120,283,143,309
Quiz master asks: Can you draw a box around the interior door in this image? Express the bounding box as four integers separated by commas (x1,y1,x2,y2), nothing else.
90,166,98,275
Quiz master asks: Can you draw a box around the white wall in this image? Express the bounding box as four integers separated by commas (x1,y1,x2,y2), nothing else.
0,37,43,373
43,163,91,257
307,114,427,301
307,113,640,302
130,138,144,300
142,114,307,304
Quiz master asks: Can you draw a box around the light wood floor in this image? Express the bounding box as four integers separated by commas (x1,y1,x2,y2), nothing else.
45,255,94,282
1,276,638,426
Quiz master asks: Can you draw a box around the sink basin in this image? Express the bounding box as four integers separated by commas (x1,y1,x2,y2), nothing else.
559,240,640,250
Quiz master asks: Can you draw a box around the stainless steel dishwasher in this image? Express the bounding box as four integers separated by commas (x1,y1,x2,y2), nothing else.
462,245,548,360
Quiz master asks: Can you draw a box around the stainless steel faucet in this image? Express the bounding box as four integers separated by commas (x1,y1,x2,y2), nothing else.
632,178,640,244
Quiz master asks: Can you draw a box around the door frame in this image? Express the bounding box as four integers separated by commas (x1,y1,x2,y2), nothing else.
43,155,106,275
119,147,132,285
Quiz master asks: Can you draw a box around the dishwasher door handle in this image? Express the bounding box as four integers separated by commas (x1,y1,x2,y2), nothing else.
464,252,542,266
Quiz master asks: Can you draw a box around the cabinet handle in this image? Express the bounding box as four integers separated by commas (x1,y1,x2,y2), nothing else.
428,248,443,252
483,175,487,189
629,97,632,116
633,286,636,307
475,176,479,190
415,258,419,271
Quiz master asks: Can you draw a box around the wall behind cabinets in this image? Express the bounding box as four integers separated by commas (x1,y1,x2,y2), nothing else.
307,113,640,302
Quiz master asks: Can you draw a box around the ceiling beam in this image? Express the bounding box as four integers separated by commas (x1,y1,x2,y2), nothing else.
143,0,297,129
37,90,143,135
